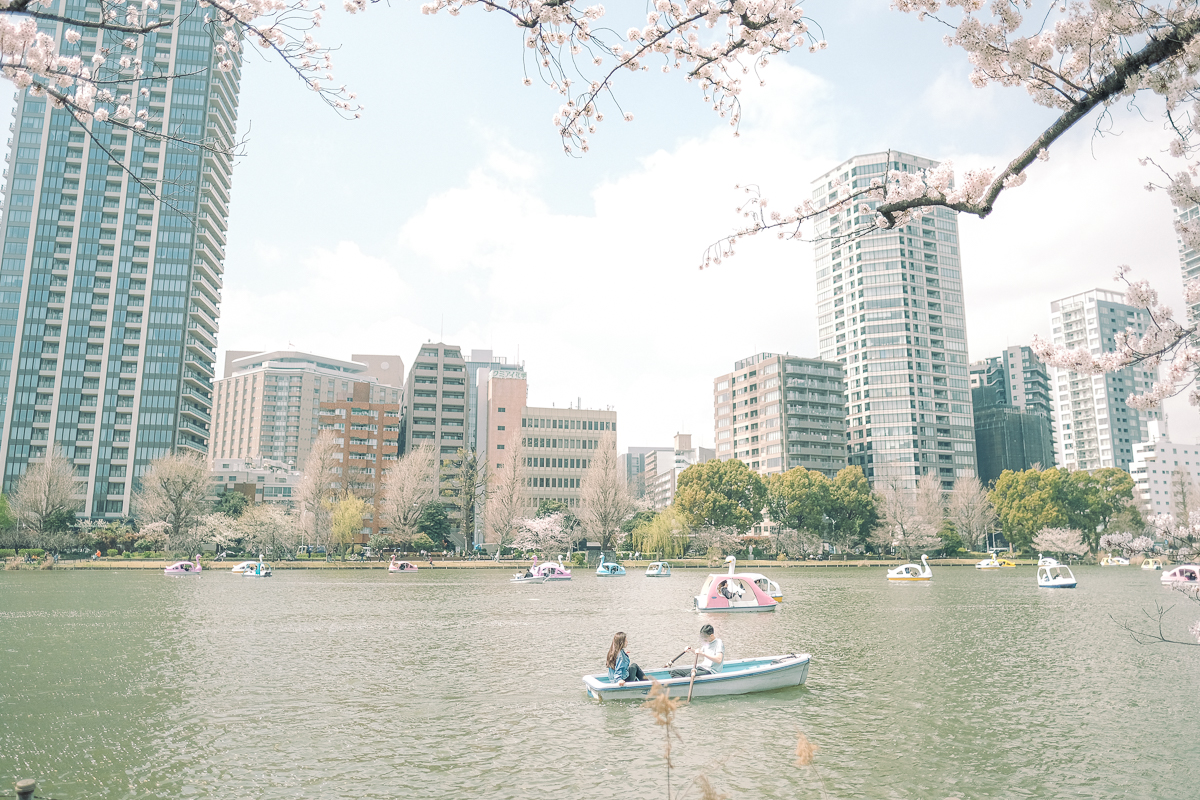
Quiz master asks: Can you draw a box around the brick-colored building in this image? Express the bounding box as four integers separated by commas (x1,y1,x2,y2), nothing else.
319,381,401,543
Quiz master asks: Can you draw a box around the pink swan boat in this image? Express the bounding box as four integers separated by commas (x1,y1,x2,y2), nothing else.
164,555,202,576
389,556,418,573
531,556,572,581
693,557,778,612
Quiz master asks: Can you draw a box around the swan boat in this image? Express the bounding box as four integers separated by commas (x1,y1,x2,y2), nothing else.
388,557,418,573
887,553,932,582
1037,563,1077,588
1038,554,1059,566
976,555,1016,569
596,553,626,577
231,560,259,574
694,557,778,612
511,572,547,584
1141,558,1164,571
243,560,273,577
582,653,811,701
164,556,202,576
645,561,672,577
532,557,572,581
1162,564,1200,584
1100,556,1130,566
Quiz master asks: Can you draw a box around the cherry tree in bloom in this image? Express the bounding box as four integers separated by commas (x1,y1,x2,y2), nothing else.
1149,510,1200,558
512,511,575,555
1032,527,1088,557
1099,530,1159,557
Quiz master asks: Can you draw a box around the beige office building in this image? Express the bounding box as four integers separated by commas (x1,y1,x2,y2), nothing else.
212,350,403,467
520,405,618,512
714,352,848,478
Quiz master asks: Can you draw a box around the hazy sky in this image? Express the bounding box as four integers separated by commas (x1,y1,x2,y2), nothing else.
12,1,1199,448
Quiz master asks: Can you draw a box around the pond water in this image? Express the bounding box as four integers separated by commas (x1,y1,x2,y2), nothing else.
2,564,1198,799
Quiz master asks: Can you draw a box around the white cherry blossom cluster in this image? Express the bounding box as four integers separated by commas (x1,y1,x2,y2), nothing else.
419,0,815,153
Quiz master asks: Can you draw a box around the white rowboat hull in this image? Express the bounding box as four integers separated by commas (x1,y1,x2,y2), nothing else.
583,654,810,701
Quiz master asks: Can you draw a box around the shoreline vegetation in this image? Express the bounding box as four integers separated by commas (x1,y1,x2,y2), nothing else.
6,557,1058,571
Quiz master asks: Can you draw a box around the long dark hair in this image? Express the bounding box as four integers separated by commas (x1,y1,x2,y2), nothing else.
606,632,627,668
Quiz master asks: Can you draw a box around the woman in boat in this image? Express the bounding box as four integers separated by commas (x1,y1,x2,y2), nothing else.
687,624,724,676
606,632,647,687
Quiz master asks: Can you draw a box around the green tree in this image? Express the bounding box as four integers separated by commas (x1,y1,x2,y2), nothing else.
331,493,369,559
537,499,569,518
990,468,1072,552
674,459,766,534
417,503,453,548
632,507,690,559
214,491,249,518
1066,468,1137,551
765,467,831,537
828,466,878,550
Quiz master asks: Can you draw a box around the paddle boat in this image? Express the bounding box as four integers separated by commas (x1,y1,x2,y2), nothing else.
243,559,272,577
531,557,572,581
738,571,783,602
1037,554,1059,566
1141,558,1164,571
887,553,932,582
975,554,1016,569
388,556,418,573
230,560,259,574
1037,563,1077,588
1162,564,1200,584
583,653,810,701
694,557,778,612
511,570,547,584
164,555,202,576
645,561,672,577
596,553,626,577
1100,555,1130,566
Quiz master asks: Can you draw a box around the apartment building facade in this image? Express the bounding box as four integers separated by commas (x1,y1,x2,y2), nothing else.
520,405,617,512
813,151,977,489
1048,289,1161,472
644,433,715,509
1177,204,1200,326
208,457,301,507
1130,422,1200,517
318,381,401,543
212,350,402,468
969,346,1055,481
0,4,242,517
620,446,666,499
714,352,847,478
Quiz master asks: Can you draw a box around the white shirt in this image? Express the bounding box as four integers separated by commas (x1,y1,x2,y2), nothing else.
697,638,724,672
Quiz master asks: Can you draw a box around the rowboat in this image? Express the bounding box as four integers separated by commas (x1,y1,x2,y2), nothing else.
582,653,811,700
694,557,778,612
164,556,202,576
511,572,547,584
887,554,932,582
645,561,671,577
1037,563,1077,588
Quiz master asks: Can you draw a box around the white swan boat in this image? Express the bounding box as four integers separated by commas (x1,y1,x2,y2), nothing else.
1100,556,1130,566
596,553,626,576
1037,554,1059,566
1037,563,1077,588
231,560,259,574
511,572,547,584
1162,564,1200,584
582,653,811,701
887,553,932,582
645,561,671,577
1141,558,1164,571
694,557,778,612
242,559,273,577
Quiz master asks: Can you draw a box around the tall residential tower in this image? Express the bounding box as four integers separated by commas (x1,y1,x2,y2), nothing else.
0,1,241,517
813,151,976,489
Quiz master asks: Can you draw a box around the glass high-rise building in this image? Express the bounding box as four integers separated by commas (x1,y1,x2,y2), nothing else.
813,151,977,489
0,1,241,517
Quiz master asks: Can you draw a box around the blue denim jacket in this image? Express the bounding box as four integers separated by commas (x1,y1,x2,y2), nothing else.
607,649,630,682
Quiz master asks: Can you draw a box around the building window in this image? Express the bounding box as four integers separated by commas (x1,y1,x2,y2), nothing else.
497,425,505,431
498,407,506,412
497,444,505,450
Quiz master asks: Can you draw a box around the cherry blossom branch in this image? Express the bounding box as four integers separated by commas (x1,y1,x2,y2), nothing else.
1114,587,1200,646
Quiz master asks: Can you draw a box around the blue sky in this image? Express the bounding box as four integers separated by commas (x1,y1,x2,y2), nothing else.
11,1,1195,447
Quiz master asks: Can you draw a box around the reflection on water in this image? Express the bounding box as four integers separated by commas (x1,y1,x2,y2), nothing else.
2,566,1198,798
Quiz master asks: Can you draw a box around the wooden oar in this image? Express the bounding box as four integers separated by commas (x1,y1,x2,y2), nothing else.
663,648,690,668
686,651,700,703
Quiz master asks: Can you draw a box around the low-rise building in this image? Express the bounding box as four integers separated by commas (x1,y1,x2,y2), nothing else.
209,457,302,507
1130,422,1200,517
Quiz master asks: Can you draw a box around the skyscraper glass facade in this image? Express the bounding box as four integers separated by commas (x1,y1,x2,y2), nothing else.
0,0,239,517
813,151,976,489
